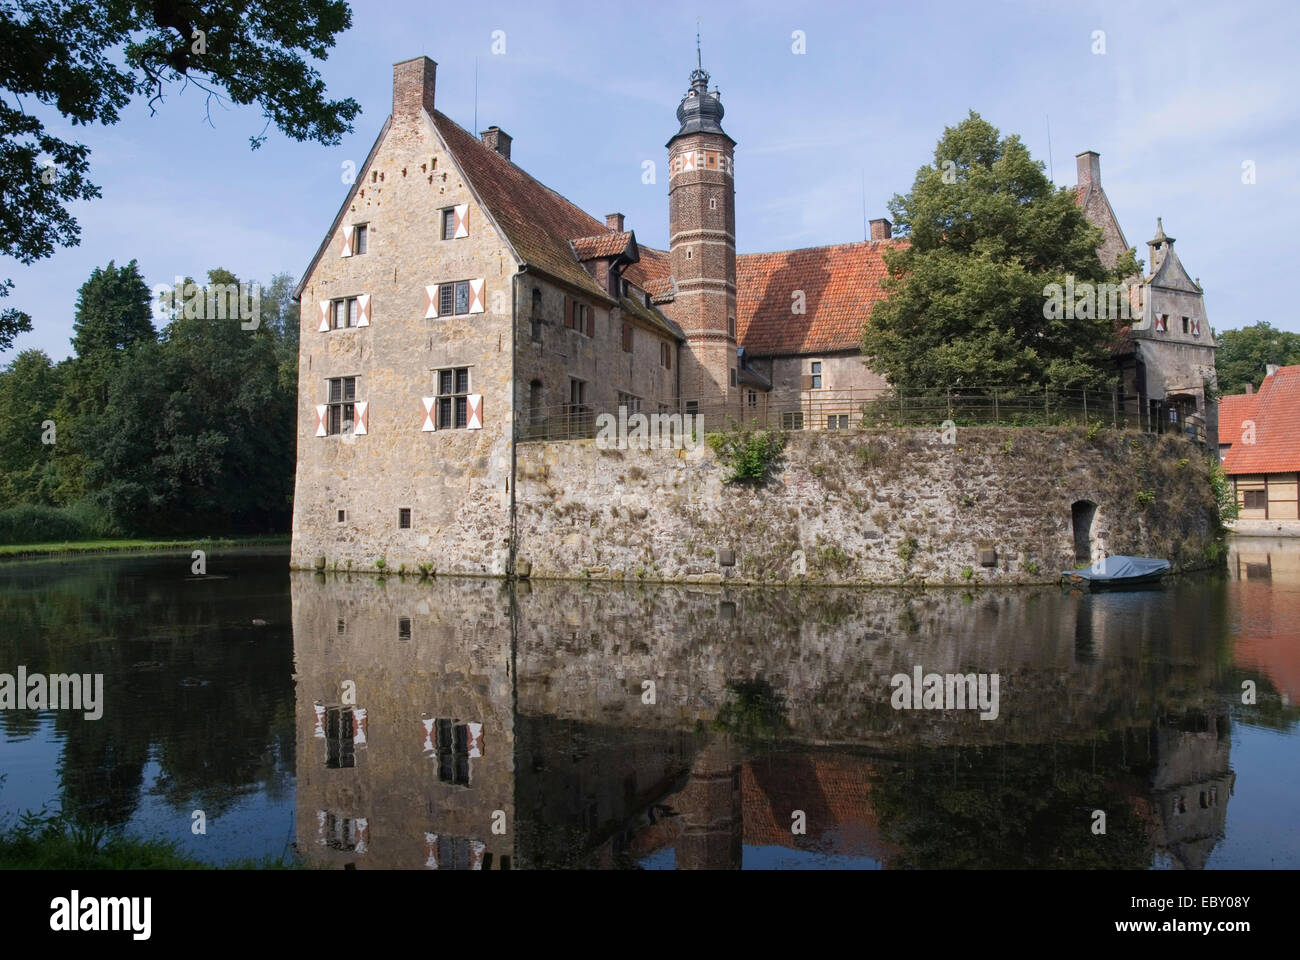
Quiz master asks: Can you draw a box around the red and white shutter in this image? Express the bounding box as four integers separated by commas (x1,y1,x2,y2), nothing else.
1191,317,1200,336
1155,313,1166,333
468,278,485,314
318,301,331,332
340,225,354,258
355,818,369,854
453,203,469,239
425,833,439,869
466,722,484,758
425,285,439,319
352,707,368,745
421,717,436,757
421,397,437,432
357,293,371,326
315,405,328,437
466,395,483,430
353,401,368,435
470,840,486,870
313,702,326,738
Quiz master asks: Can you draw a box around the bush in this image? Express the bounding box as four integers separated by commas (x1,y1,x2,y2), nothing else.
706,422,787,484
0,501,119,545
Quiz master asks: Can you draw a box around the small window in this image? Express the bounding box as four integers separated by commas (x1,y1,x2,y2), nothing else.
747,390,757,409
337,509,346,523
709,197,718,210
569,379,587,407
685,401,699,416
436,719,473,786
398,617,411,641
810,361,823,389
336,618,346,635
354,224,368,255
1181,316,1189,334
730,368,737,387
617,392,640,414
1243,490,1267,510
828,415,849,429
327,376,358,435
728,316,736,339
660,342,672,370
782,411,804,430
441,207,456,240
398,508,411,529
436,367,470,429
685,248,693,260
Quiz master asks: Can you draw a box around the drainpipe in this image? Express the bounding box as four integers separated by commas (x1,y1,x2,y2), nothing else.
507,268,522,580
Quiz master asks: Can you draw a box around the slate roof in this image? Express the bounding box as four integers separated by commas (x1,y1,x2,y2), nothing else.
735,240,903,356
1219,365,1300,475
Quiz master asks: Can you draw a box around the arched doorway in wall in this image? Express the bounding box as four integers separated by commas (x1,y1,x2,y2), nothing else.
1072,500,1098,564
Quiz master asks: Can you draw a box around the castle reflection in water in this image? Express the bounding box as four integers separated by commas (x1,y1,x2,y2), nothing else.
293,572,1241,870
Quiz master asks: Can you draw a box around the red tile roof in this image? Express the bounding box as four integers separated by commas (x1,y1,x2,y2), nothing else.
1220,365,1300,475
572,231,634,260
735,240,904,356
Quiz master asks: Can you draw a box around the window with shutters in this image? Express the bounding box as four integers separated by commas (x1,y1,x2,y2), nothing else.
323,812,360,851
326,377,358,435
441,207,457,240
330,296,360,330
398,508,411,529
1181,316,1189,334
435,367,470,429
353,223,368,254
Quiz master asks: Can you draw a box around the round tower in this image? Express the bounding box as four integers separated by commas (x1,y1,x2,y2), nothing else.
666,55,737,415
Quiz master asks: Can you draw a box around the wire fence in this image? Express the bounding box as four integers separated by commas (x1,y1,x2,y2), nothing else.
517,387,1208,444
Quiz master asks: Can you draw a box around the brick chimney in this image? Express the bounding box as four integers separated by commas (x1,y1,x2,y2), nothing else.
869,218,891,241
1076,150,1101,188
479,126,512,160
1266,363,1280,378
1245,383,1253,395
393,57,436,122
606,212,625,232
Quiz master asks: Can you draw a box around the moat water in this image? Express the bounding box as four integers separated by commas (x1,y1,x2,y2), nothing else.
1,541,1297,869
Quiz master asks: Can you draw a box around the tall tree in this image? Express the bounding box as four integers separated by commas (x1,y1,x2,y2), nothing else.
0,0,359,345
863,111,1140,393
0,349,63,503
1214,322,1300,395
70,259,155,357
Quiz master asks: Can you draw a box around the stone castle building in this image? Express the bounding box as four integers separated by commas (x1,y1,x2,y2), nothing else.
290,54,1217,573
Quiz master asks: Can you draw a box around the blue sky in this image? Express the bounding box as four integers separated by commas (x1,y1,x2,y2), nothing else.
6,0,1298,360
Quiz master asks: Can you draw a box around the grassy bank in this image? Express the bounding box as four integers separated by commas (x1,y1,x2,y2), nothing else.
0,811,300,869
0,534,290,561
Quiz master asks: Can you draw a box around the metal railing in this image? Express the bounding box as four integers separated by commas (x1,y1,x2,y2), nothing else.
517,387,1208,444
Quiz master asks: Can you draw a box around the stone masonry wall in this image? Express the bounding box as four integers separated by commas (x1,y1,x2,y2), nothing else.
515,427,1221,586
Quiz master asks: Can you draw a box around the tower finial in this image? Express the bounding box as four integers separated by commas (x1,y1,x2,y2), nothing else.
696,18,702,71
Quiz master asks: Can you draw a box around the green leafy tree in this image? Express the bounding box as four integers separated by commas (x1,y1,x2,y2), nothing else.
863,111,1140,393
70,259,155,358
0,349,64,503
1214,322,1300,395
0,0,359,346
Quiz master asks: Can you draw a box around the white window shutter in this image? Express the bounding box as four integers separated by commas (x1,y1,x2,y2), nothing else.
357,293,371,326
453,203,469,238
468,278,485,314
467,394,483,430
353,401,368,435
318,301,331,332
425,833,439,869
315,404,328,437
421,397,437,432
313,703,326,738
340,225,354,257
425,284,439,318
470,840,486,871
353,707,368,744
466,722,484,757
421,718,437,758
